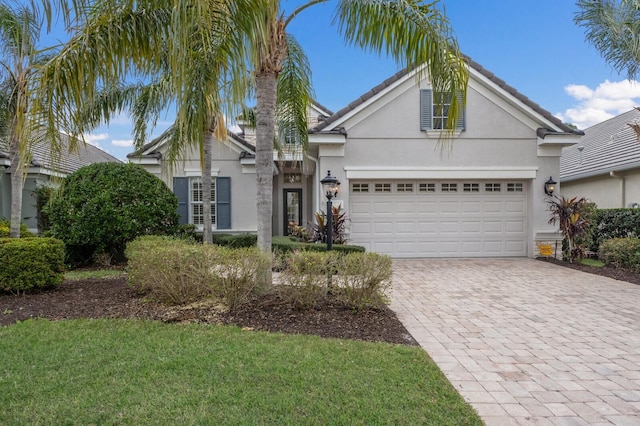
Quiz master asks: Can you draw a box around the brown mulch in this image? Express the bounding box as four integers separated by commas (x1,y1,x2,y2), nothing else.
0,274,418,346
537,257,640,285
3,259,636,345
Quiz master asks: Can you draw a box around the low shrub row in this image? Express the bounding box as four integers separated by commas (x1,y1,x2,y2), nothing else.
125,236,270,307
587,208,640,252
0,219,34,238
278,250,392,310
598,237,640,271
126,236,389,311
272,236,365,254
0,237,65,293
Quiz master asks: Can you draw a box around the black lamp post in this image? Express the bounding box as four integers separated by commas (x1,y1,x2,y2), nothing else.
544,176,557,196
320,170,340,251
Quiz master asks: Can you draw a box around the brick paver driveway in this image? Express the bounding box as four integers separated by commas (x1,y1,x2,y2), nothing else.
391,258,640,426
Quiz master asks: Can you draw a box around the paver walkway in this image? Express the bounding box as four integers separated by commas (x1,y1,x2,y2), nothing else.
391,258,640,426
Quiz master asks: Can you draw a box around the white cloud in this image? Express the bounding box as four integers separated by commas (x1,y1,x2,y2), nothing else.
112,139,134,147
82,132,109,149
557,79,640,129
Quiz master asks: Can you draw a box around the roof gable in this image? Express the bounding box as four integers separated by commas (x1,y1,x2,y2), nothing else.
311,57,581,137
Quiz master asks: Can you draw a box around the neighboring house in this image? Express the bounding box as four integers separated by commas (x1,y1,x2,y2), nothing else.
129,60,582,258
560,108,640,208
0,134,121,233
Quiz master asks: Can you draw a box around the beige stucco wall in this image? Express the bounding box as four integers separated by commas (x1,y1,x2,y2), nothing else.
561,169,640,208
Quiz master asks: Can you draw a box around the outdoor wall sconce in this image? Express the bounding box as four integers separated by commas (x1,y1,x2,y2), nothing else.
320,170,340,251
544,176,557,196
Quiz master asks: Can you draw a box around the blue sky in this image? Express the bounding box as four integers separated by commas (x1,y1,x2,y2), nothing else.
73,0,638,160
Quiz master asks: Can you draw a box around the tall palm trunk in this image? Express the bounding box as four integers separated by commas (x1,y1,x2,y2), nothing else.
202,117,215,245
8,134,23,238
255,71,278,285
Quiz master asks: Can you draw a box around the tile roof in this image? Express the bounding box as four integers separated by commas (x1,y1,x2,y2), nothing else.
311,57,583,136
1,133,120,175
560,108,640,181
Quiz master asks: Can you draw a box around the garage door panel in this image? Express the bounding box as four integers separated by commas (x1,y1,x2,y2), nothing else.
461,221,482,233
484,221,503,233
350,180,527,257
505,220,525,233
505,201,526,213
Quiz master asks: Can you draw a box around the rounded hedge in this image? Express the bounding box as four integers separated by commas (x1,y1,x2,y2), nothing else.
47,162,179,265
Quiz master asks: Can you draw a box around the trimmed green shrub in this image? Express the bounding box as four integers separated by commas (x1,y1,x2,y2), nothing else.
0,218,34,238
589,208,640,253
213,233,257,248
335,253,392,309
47,162,179,266
598,237,640,271
272,236,365,254
0,237,65,293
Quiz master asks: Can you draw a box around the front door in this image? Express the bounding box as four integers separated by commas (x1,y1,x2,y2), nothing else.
284,189,302,235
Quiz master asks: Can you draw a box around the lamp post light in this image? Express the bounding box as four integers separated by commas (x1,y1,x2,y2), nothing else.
544,176,557,196
320,170,340,251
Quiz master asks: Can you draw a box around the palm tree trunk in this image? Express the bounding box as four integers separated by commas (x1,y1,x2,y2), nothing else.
255,71,277,285
9,135,23,238
202,118,215,245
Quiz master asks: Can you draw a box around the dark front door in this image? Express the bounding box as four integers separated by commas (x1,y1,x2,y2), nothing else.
284,189,302,235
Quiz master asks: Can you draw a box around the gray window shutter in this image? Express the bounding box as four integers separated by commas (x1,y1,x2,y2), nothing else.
456,92,466,130
420,89,432,130
216,177,231,230
173,177,189,225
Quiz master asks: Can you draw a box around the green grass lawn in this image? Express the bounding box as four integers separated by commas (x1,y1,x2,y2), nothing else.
0,319,481,425
580,258,605,267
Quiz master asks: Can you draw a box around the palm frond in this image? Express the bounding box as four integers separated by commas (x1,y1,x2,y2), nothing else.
276,33,313,157
334,0,468,133
576,0,640,80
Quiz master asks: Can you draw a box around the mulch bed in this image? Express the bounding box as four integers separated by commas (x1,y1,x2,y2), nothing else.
0,274,418,346
537,257,640,285
3,259,637,345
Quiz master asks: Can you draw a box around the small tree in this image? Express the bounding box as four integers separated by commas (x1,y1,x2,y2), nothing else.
547,195,591,262
47,162,179,265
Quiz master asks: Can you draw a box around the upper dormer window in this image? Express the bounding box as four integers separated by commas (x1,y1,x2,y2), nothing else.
420,89,465,131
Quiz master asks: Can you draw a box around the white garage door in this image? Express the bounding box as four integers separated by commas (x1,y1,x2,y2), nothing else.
349,180,527,257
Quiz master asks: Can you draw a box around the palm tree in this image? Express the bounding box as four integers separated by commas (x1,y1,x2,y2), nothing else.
575,0,640,79
250,0,468,283
38,0,467,286
35,0,266,244
0,2,55,238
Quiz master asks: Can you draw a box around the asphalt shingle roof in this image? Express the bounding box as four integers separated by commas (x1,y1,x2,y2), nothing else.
1,133,120,174
560,108,640,181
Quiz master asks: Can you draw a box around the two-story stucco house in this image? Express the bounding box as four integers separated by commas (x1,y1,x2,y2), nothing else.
129,59,583,258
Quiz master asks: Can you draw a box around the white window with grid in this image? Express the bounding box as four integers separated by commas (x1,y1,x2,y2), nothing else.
485,183,501,192
441,183,457,192
463,183,479,192
375,183,391,193
190,178,216,226
396,183,414,193
419,183,436,193
507,182,523,192
352,183,369,193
